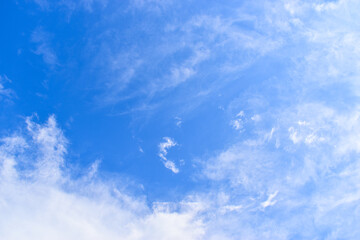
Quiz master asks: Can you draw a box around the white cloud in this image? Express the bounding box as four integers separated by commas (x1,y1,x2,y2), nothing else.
313,1,340,12
203,142,280,192
261,191,278,208
158,137,179,173
231,111,245,131
278,0,360,94
200,99,360,238
163,160,178,174
220,204,242,214
175,117,182,127
231,119,243,131
98,1,360,237
159,137,176,155
0,117,204,240
251,114,261,122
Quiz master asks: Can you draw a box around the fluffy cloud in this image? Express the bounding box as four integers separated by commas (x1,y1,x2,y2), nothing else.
0,116,203,239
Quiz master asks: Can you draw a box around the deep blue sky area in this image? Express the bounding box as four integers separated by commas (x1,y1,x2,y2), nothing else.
1,0,280,200
1,0,250,201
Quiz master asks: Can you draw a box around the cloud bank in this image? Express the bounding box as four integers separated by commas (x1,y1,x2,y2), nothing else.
0,116,203,240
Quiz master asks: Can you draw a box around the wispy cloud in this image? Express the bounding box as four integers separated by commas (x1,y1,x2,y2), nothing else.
175,117,182,127
261,191,278,209
32,0,108,12
130,0,174,13
158,137,179,173
0,117,203,239
163,47,210,90
199,102,360,238
0,75,15,101
78,1,285,109
231,110,245,131
193,1,360,238
31,28,58,67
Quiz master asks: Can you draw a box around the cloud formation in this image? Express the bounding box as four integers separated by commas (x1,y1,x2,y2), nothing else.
197,1,360,238
158,137,179,173
200,103,360,239
0,117,203,239
6,0,360,239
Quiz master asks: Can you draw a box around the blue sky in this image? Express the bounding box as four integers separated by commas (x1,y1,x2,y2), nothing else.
1,0,360,239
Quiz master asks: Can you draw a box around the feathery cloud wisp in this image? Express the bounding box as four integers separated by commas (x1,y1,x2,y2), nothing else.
158,137,179,173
